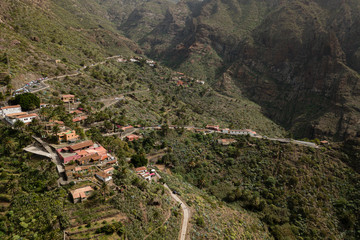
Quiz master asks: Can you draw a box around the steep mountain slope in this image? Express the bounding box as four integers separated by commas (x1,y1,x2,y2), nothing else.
0,0,140,88
125,0,360,140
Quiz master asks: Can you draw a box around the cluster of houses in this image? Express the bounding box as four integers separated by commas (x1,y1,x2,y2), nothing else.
0,105,38,125
170,71,205,87
116,57,157,67
56,140,117,182
135,166,156,181
194,125,257,137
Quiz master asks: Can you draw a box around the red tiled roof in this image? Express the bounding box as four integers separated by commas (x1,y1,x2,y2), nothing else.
70,186,93,199
70,110,83,114
104,167,114,174
107,160,117,165
12,113,38,119
121,125,134,130
65,165,76,171
77,153,100,163
62,94,75,98
135,166,147,172
1,105,21,110
49,120,64,125
5,112,28,117
69,140,93,151
72,115,88,122
218,139,237,144
96,171,111,179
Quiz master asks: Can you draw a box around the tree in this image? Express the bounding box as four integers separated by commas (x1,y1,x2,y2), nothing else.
100,182,109,202
13,120,25,131
130,154,148,167
14,93,40,111
52,124,60,136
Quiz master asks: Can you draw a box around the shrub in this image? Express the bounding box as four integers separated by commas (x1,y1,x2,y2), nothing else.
196,216,205,227
13,93,40,111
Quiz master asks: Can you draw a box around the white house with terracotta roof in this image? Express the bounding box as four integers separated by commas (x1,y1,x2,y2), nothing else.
0,105,22,117
95,171,112,182
135,166,147,174
70,186,94,203
5,112,38,125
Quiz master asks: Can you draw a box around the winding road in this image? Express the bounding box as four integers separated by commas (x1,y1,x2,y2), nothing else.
156,173,190,240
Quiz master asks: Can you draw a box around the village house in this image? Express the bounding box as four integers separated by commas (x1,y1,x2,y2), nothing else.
120,125,134,132
177,80,185,86
57,130,79,142
140,172,151,181
70,109,83,115
72,115,88,123
206,125,220,131
65,165,92,180
103,167,115,175
0,105,22,117
56,140,112,164
40,103,48,108
5,112,38,125
61,94,75,103
218,139,237,146
195,129,212,134
126,134,141,141
135,166,147,174
43,120,65,134
70,186,94,203
76,153,101,165
320,140,329,145
135,166,152,181
95,171,112,182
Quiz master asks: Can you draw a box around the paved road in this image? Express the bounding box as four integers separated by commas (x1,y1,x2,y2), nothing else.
23,55,122,94
23,145,52,158
136,125,320,148
156,173,190,240
164,184,190,240
98,88,150,111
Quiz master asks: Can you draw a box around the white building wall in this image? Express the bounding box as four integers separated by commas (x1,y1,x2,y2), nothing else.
1,107,22,117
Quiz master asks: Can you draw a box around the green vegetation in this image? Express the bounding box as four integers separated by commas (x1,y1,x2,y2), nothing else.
159,130,360,239
1,1,360,239
131,154,148,167
12,93,40,111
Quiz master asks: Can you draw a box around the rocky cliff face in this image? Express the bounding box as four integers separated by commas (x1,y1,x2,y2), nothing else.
118,0,360,140
230,0,360,140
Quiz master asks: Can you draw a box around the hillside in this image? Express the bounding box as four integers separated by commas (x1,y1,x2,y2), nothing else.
118,0,360,141
0,0,141,89
1,0,360,239
159,130,360,239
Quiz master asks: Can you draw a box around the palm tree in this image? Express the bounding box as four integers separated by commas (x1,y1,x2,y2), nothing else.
13,120,25,131
100,182,109,202
4,137,17,154
52,124,60,136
